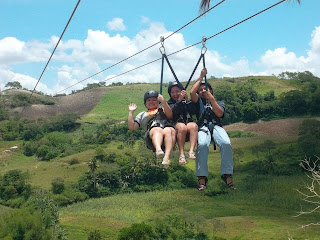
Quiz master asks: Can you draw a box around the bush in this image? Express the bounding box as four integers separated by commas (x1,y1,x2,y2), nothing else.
0,208,52,239
23,141,37,156
0,169,31,205
69,158,80,165
51,178,65,194
118,223,155,240
227,130,256,138
88,230,103,240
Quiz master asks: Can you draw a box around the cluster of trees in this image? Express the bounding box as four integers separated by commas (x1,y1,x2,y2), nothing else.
0,190,66,239
76,144,197,199
71,82,106,94
0,113,80,160
214,71,320,124
7,93,54,108
0,170,31,208
2,81,53,109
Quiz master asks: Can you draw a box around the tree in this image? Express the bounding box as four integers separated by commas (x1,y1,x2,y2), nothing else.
241,101,259,122
51,178,65,194
0,169,31,203
298,119,320,159
5,81,22,89
118,223,155,240
89,158,99,189
296,157,320,228
278,90,308,116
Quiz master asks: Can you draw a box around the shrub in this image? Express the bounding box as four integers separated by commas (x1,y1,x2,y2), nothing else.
23,141,37,156
0,169,31,205
227,130,256,138
0,208,52,239
51,178,65,194
88,230,103,240
118,223,155,240
69,158,80,165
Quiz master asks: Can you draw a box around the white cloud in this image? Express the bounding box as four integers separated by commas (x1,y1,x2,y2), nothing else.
0,68,52,94
0,37,52,65
107,18,126,31
256,26,320,76
1,22,320,95
84,29,136,63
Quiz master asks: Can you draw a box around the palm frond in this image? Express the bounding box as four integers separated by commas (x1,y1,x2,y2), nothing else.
199,0,211,14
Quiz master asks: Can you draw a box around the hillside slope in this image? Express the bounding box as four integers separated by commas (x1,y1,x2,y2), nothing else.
6,88,109,119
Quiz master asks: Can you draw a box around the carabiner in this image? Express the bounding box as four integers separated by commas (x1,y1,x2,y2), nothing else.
159,36,166,54
201,36,207,54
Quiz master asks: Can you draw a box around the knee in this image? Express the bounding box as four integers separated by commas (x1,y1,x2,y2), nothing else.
220,141,232,149
188,122,198,132
176,124,187,134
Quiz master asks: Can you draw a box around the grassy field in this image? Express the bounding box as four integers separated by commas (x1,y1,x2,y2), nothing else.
60,187,320,240
2,130,319,239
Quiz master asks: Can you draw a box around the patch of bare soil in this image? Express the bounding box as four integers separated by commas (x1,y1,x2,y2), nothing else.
8,88,109,119
224,118,309,137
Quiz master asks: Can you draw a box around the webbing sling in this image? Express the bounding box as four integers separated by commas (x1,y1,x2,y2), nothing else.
159,36,208,92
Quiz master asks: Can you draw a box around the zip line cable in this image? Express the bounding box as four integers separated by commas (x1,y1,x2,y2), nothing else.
55,0,226,94
88,0,287,86
20,0,81,116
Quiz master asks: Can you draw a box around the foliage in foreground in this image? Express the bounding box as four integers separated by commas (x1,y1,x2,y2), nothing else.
117,214,211,240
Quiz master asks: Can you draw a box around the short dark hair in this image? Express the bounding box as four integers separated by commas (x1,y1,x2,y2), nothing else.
199,82,213,93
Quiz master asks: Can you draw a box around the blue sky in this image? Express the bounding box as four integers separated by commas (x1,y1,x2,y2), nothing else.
0,0,319,94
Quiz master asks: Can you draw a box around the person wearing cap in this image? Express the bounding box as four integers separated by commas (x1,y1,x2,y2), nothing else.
128,90,175,165
190,68,235,191
167,82,198,164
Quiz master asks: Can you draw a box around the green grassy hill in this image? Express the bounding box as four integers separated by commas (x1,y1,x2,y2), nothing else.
82,75,297,123
0,74,319,239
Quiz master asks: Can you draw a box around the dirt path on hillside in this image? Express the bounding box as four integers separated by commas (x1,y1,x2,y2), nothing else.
9,88,109,119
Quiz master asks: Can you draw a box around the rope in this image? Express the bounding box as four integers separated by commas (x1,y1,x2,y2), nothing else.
96,0,286,86
20,0,81,116
55,0,226,94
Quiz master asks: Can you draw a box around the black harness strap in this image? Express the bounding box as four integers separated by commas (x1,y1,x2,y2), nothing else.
163,54,184,91
184,53,203,90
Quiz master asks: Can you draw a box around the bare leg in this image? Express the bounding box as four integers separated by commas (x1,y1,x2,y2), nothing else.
176,123,187,157
149,127,163,152
187,122,198,153
163,127,174,160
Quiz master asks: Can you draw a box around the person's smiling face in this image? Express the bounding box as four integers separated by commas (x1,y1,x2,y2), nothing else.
170,86,181,101
198,84,207,99
145,97,158,110
198,84,213,99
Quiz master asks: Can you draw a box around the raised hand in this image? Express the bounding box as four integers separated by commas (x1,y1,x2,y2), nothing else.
158,94,165,104
200,68,207,79
180,90,189,101
128,103,137,112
